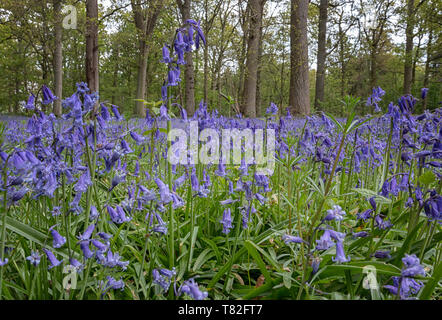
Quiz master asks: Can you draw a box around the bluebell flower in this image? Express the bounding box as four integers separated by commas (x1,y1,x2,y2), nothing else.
0,258,8,266
69,258,84,272
161,85,168,102
383,253,425,299
111,105,123,121
77,224,95,241
49,226,66,248
374,250,391,259
161,45,172,64
366,86,385,112
353,231,369,238
424,195,442,221
155,178,173,204
98,232,112,242
90,205,99,220
374,215,393,230
110,173,126,192
25,94,36,110
384,276,423,299
220,208,233,234
91,239,108,253
26,251,41,266
266,102,278,115
401,254,425,277
332,240,351,263
180,278,208,300
325,205,346,221
101,104,111,121
282,235,305,244
421,87,429,99
43,248,62,269
76,82,90,94
100,276,125,298
75,170,92,193
130,131,144,145
79,240,94,259
316,230,335,251
10,187,28,203
159,105,171,121
153,267,176,292
328,230,346,242
42,85,58,105
311,257,321,275
52,206,62,217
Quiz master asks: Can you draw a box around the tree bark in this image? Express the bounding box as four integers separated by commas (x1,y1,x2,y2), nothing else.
177,0,196,116
132,0,163,118
423,29,432,110
314,0,328,110
411,31,422,91
53,0,63,117
289,0,310,115
112,44,120,105
241,0,265,118
403,0,414,94
86,0,99,93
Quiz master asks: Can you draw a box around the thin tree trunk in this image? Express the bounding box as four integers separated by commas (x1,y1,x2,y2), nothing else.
255,3,264,117
403,0,414,94
86,0,99,93
411,32,422,91
289,0,310,115
241,0,265,118
237,0,249,109
53,0,63,116
112,45,119,105
132,0,163,118
135,40,148,117
314,0,328,110
423,29,432,109
178,0,196,116
369,30,376,89
279,50,285,108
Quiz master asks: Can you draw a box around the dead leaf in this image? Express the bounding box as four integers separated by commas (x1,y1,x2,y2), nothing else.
233,273,245,286
255,274,265,288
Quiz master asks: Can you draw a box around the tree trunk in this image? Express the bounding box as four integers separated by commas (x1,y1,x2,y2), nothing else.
177,0,196,116
289,0,310,115
338,11,345,98
53,0,63,116
135,40,148,117
112,45,120,105
314,0,328,110
241,0,265,118
132,0,163,118
255,3,264,117
403,0,414,94
86,0,99,93
411,32,422,91
237,1,249,108
423,29,432,109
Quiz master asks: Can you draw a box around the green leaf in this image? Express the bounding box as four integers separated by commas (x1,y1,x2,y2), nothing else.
193,248,215,272
418,171,436,186
419,261,442,300
0,216,75,260
244,240,283,273
317,261,402,280
244,240,272,282
187,226,199,270
352,188,392,205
